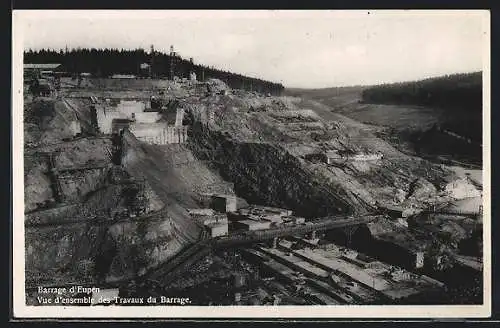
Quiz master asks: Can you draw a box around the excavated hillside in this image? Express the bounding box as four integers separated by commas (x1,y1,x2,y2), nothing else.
24,93,229,288
24,77,479,291
179,83,463,217
187,122,355,217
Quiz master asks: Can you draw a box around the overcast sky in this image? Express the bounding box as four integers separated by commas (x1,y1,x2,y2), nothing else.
15,10,488,88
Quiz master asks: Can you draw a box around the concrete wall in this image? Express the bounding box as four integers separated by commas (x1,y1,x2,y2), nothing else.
226,196,237,212
175,107,185,127
117,100,145,117
235,220,272,231
97,109,127,134
208,223,228,237
130,123,188,145
97,100,143,134
133,112,161,124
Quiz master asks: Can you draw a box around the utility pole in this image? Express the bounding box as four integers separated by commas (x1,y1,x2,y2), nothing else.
169,45,176,80
150,45,155,79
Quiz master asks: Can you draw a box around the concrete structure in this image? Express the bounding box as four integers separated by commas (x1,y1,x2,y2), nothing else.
294,217,306,224
70,120,81,136
187,208,215,216
118,100,146,116
233,219,272,231
276,242,443,300
238,206,292,218
111,118,133,134
281,216,305,225
97,100,146,134
133,112,161,124
206,222,229,237
190,71,197,82
130,123,188,145
325,150,343,164
264,215,284,225
111,74,137,79
216,215,381,248
175,107,185,127
201,214,228,226
98,110,126,134
230,206,293,228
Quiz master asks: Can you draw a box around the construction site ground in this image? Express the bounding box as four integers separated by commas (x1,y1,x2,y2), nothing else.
23,77,483,300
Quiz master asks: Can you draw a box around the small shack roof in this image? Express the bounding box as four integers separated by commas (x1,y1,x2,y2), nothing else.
24,63,62,70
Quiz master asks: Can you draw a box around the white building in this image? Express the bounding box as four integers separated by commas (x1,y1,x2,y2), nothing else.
70,120,81,136
325,150,342,164
206,222,229,237
234,219,272,231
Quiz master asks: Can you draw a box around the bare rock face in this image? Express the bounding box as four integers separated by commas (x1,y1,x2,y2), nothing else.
25,214,184,286
25,223,107,285
187,122,362,218
96,217,184,283
24,155,53,212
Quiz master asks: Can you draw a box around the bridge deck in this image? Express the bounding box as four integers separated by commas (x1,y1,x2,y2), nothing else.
214,215,381,247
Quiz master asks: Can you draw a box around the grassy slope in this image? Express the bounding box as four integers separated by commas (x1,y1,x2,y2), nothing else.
285,73,482,165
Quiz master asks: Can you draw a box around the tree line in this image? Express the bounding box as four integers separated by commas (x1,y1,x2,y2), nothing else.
361,72,483,142
361,72,482,112
24,47,285,95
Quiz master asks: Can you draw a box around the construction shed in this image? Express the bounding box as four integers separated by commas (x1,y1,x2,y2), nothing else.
24,63,64,76
232,219,272,231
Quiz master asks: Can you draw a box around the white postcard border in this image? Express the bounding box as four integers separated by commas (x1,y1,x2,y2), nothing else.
12,9,492,319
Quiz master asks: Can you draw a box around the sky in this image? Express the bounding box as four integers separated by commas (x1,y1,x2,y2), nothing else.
14,10,489,88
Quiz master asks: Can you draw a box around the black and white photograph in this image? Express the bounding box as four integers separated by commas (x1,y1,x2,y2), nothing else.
12,10,490,318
